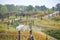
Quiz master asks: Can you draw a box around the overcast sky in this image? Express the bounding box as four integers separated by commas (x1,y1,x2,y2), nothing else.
0,0,60,8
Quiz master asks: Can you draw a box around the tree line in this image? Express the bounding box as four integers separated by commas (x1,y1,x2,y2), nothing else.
0,4,48,14
0,3,60,19
0,3,60,14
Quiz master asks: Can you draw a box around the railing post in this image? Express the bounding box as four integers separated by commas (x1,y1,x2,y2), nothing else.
18,31,20,40
16,25,24,40
29,21,34,40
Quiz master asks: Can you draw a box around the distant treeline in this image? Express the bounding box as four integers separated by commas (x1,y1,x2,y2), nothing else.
0,3,60,18
0,3,60,14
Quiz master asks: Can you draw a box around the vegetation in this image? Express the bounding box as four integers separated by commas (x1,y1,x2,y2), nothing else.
0,3,60,40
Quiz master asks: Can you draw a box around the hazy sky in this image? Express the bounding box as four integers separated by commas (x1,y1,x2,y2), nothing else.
0,0,60,8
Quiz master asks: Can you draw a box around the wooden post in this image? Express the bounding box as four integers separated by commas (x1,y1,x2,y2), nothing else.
18,31,20,40
41,16,43,20
16,25,24,40
7,21,9,29
29,22,32,40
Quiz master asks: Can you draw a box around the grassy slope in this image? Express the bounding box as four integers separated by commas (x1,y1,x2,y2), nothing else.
0,11,60,40
34,17,60,29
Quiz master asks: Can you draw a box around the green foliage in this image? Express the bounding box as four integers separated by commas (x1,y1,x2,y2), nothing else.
51,17,60,21
35,5,48,11
51,7,56,11
0,28,6,33
13,22,19,27
0,3,60,14
26,5,34,11
56,3,60,11
5,4,16,12
0,4,55,13
47,9,53,14
0,5,8,14
50,30,60,40
0,4,2,13
0,13,3,18
35,6,41,11
43,29,60,40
